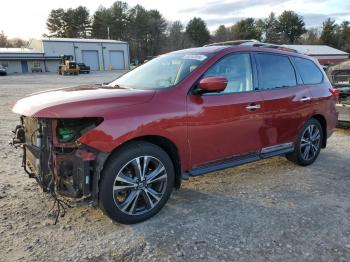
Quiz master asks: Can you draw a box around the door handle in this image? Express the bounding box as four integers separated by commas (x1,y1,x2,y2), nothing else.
246,104,261,111
300,97,311,102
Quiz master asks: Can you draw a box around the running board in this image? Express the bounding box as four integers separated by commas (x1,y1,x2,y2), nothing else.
183,145,294,178
260,143,294,158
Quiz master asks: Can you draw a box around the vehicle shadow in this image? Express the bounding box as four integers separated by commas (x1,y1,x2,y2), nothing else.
125,148,350,260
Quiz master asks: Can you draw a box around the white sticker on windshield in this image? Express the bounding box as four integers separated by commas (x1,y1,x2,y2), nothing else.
182,54,207,61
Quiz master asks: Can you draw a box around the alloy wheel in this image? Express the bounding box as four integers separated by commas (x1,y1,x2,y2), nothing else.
300,124,321,161
112,156,167,216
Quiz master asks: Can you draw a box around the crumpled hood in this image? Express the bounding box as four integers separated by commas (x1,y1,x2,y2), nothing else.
12,85,156,118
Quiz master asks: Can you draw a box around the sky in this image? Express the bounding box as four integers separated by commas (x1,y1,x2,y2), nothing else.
1,0,350,39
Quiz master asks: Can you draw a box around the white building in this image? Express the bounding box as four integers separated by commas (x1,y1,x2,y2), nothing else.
0,38,130,74
284,45,349,65
0,48,46,74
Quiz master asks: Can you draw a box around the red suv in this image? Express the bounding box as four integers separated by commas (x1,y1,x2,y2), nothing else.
12,43,338,224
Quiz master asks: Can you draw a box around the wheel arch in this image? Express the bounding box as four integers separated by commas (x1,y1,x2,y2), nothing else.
311,114,327,148
102,135,182,189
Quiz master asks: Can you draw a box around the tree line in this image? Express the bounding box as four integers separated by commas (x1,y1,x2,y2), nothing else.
207,12,349,53
1,2,349,62
0,31,28,48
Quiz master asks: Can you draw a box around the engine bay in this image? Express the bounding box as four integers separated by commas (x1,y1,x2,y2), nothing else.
11,116,104,199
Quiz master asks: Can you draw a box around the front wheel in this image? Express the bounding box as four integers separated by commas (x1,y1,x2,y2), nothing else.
99,142,175,224
286,118,323,166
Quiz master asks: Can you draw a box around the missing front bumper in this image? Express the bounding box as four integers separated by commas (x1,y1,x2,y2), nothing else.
13,116,102,199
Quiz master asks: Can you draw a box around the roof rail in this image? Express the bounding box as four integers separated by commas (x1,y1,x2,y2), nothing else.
248,42,298,53
204,40,258,46
205,40,298,53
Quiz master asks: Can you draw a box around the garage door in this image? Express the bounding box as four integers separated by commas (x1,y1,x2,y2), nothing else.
109,51,125,70
82,50,99,70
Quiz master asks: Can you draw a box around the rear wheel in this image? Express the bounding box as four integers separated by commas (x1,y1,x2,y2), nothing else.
99,142,174,224
286,118,323,166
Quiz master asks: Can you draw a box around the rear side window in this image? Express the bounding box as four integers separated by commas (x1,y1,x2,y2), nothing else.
292,57,323,84
256,53,297,89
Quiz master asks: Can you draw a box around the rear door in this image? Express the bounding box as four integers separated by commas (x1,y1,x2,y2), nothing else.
292,56,338,134
254,52,312,150
187,52,264,168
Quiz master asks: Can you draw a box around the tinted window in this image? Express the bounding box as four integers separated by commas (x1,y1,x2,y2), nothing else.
292,57,323,84
203,53,253,94
256,53,296,89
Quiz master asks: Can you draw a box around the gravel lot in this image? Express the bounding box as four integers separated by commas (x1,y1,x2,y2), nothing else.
1,72,350,262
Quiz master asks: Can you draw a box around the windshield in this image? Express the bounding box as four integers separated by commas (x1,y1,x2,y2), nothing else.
109,53,209,89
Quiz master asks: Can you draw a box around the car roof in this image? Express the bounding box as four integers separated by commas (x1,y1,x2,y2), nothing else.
172,43,316,62
171,45,229,54
171,43,298,55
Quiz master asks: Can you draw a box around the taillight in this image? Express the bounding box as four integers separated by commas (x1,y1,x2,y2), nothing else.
329,87,340,102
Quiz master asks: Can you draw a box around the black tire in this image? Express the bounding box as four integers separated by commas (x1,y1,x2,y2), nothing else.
99,141,175,224
286,118,323,166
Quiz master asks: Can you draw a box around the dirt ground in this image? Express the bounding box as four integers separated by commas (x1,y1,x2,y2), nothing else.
1,72,350,262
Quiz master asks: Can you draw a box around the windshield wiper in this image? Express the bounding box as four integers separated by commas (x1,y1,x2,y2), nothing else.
102,84,129,89
113,84,128,89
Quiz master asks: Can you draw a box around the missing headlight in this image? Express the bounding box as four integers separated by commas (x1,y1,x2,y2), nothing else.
56,117,103,143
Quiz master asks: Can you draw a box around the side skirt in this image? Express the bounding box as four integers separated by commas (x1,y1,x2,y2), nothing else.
182,145,294,179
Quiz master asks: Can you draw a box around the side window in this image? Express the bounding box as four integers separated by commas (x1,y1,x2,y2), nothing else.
256,53,297,89
292,57,323,84
203,53,253,94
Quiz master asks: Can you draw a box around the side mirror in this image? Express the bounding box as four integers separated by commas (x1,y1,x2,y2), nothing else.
197,76,228,94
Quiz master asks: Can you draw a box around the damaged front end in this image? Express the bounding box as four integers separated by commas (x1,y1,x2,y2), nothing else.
11,116,105,200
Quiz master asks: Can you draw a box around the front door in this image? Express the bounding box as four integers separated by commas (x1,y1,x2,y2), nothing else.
187,53,264,168
254,52,312,149
21,61,28,73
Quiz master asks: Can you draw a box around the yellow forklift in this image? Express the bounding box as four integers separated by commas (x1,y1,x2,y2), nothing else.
58,55,80,75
